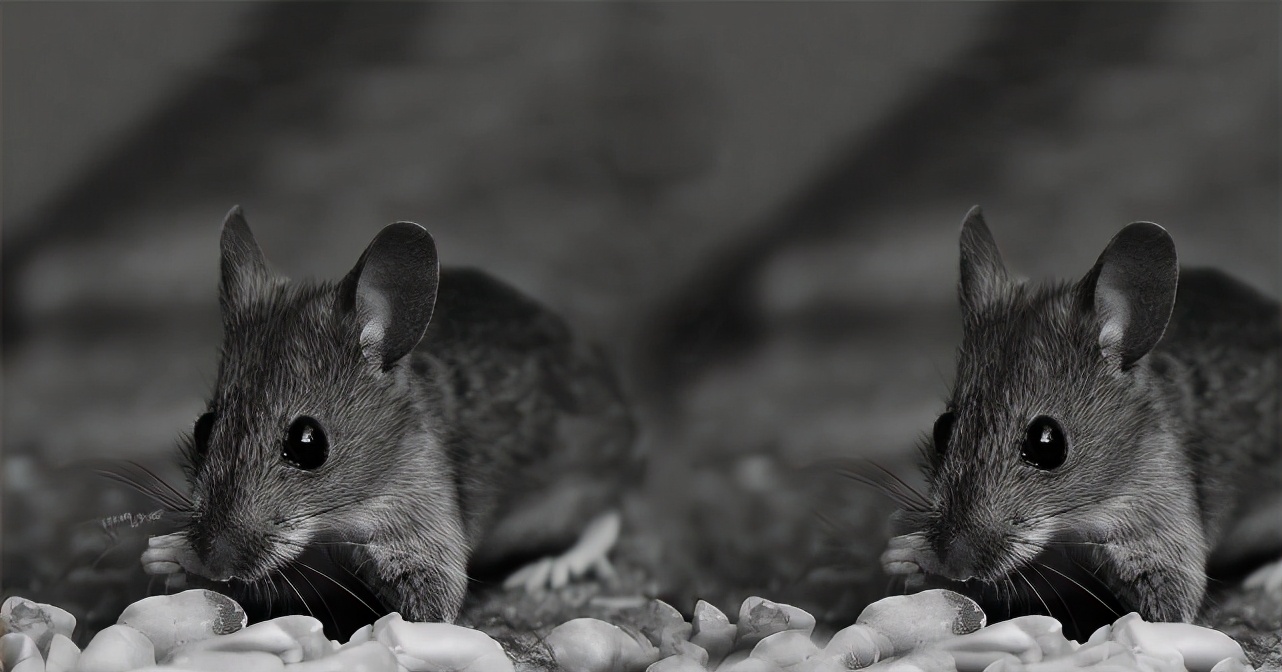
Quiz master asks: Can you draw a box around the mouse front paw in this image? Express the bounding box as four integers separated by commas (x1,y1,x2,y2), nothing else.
141,533,201,576
881,532,935,576
504,510,620,593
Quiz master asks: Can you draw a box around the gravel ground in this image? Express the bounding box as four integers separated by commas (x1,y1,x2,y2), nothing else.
3,3,1279,669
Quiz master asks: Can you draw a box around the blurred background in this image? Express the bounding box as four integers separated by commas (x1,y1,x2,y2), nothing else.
3,0,1279,657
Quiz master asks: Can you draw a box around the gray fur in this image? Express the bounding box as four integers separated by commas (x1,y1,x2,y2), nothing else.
183,209,639,622
898,208,1281,623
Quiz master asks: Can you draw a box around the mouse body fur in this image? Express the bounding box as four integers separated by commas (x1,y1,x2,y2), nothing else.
882,208,1281,625
155,209,638,623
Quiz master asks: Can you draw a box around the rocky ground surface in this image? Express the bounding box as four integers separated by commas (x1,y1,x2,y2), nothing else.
4,3,1280,671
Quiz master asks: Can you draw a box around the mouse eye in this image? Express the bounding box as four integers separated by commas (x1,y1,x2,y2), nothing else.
283,416,329,470
1021,415,1067,470
193,411,217,454
932,411,955,455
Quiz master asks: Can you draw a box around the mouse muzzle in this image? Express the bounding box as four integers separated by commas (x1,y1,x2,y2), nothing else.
930,520,1014,582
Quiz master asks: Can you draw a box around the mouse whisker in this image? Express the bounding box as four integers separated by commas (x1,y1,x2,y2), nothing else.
1013,565,1053,618
124,460,195,508
1020,494,1136,527
287,563,338,628
865,460,930,507
837,468,928,512
94,466,191,513
277,494,402,527
1033,557,1121,619
294,559,383,617
278,569,314,621
1026,560,1080,637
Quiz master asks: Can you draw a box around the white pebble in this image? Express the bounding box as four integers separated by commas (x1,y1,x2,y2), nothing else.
1110,614,1248,672
935,615,1059,667
1208,657,1254,672
819,623,893,669
856,590,985,655
736,597,816,649
690,600,736,666
165,650,285,671
546,617,660,672
286,641,399,672
645,654,708,672
171,615,325,664
862,649,956,672
749,629,819,668
76,624,156,672
2,596,76,658
2,632,45,672
347,623,373,645
370,612,513,672
717,658,786,672
45,633,81,672
117,589,246,661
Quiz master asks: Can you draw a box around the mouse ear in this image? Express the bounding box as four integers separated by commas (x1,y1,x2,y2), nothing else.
336,222,439,371
1075,222,1178,370
958,206,1009,314
219,206,271,311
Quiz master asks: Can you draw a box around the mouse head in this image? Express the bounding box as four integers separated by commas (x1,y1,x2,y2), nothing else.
182,207,443,582
921,207,1180,582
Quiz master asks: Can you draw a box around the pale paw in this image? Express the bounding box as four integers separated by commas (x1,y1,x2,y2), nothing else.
881,533,932,576
1243,556,1282,597
141,533,206,579
504,511,620,592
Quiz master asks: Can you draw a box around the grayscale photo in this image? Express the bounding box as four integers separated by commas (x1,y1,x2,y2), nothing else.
3,3,1279,671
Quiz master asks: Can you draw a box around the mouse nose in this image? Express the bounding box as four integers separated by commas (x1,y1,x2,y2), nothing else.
199,538,248,581
933,523,1008,581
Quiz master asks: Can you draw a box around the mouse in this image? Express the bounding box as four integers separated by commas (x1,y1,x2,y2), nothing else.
880,206,1281,626
140,206,640,624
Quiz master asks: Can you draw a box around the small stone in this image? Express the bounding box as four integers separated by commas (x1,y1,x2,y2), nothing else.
863,650,956,672
736,597,817,649
259,615,332,661
45,633,81,672
676,639,709,664
347,623,373,645
2,596,76,657
166,650,286,671
370,612,513,672
1109,614,1248,672
77,624,157,672
935,616,1055,665
645,654,708,672
820,623,893,669
749,630,819,668
631,600,690,649
690,600,736,665
1208,657,1253,672
718,658,786,672
856,590,985,655
950,651,1020,672
172,616,323,663
2,632,45,672
117,589,246,661
1066,640,1129,667
286,641,399,672
547,617,661,672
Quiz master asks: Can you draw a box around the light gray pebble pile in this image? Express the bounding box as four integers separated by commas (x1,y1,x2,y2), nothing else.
0,589,1253,672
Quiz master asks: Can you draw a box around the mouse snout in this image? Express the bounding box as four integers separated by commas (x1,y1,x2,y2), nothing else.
189,521,275,582
930,520,1011,582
